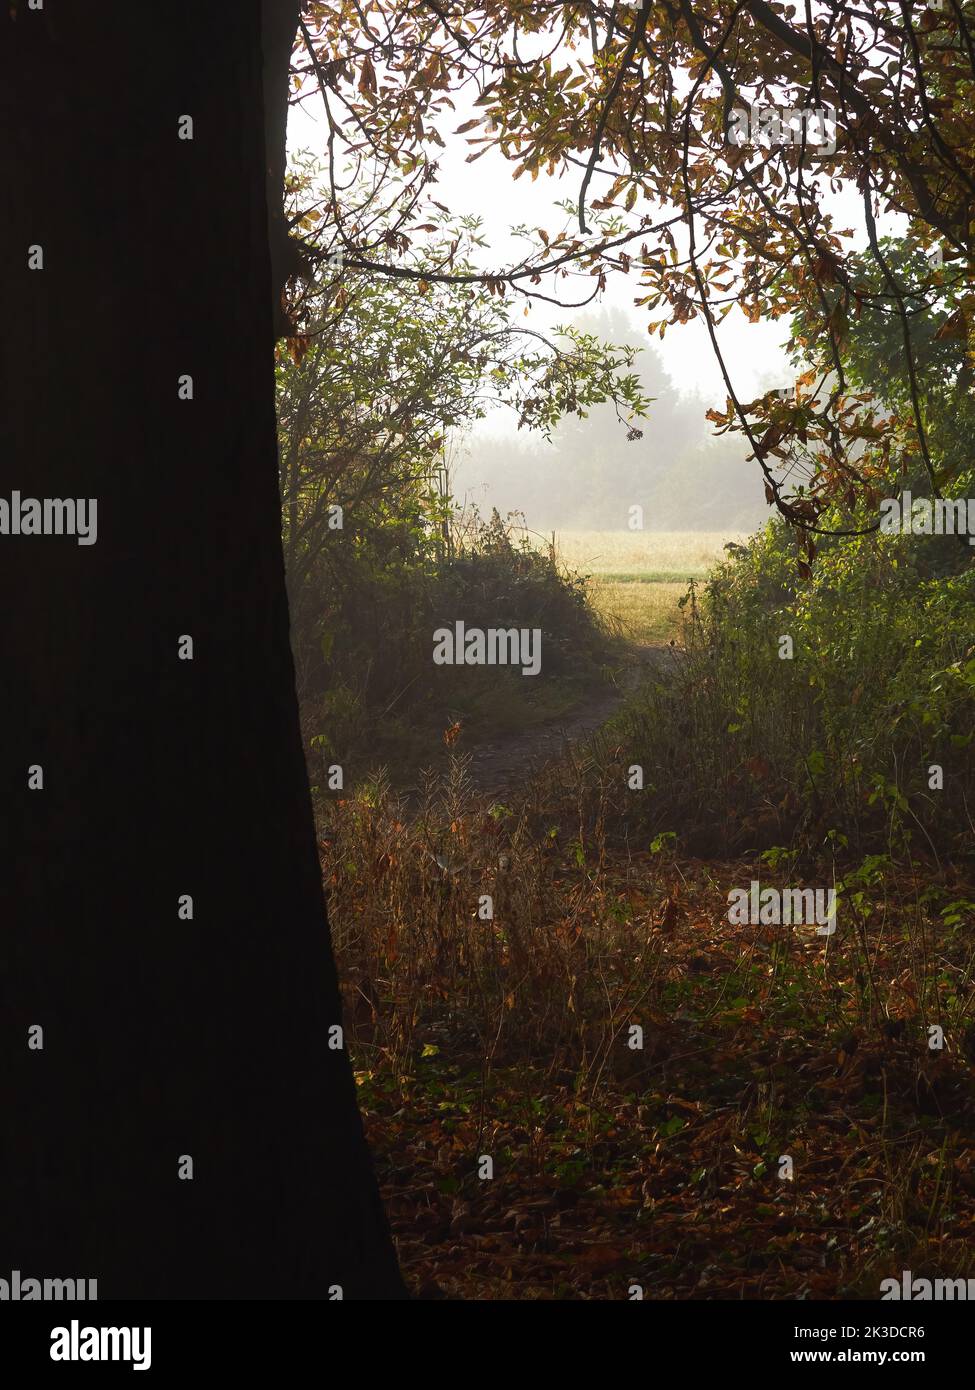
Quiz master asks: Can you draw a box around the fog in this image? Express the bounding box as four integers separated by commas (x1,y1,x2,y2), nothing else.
451,308,774,534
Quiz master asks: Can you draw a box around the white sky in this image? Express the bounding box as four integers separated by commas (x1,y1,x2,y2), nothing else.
287,71,897,437
290,96,787,407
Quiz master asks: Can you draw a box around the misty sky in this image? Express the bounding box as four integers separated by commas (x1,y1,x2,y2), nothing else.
287,93,791,412
286,70,900,531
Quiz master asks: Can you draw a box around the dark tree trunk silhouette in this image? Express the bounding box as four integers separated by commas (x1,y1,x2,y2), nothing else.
0,0,405,1299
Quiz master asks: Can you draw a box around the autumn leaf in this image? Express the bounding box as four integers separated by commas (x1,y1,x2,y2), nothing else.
358,54,376,96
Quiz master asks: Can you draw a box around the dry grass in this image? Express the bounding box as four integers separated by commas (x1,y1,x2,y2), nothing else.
511,529,742,648
588,578,687,645
541,529,746,579
319,765,975,1300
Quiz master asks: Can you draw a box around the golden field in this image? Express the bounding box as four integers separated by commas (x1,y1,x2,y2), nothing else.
549,528,746,579
525,529,748,644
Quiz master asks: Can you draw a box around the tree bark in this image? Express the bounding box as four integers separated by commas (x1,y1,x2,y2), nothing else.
0,0,405,1299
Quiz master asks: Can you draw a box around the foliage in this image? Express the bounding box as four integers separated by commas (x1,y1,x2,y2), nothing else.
788,235,975,506
596,518,975,860
298,504,617,783
292,0,975,538
277,162,650,767
275,6,975,1300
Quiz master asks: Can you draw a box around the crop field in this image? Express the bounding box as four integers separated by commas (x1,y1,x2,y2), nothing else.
539,530,748,644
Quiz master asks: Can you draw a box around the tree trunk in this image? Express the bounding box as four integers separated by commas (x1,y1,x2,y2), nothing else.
0,0,405,1299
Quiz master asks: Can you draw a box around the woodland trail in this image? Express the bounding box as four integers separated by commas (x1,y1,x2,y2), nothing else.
459,643,678,801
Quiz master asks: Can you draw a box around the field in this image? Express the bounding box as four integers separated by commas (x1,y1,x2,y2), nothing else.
589,579,689,644
550,529,747,580
525,529,749,644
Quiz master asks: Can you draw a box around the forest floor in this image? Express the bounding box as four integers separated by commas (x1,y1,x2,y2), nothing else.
320,621,975,1301
349,833,975,1301
317,567,975,1300
458,643,677,801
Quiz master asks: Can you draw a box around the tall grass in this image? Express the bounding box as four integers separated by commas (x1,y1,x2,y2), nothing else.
597,522,975,860
323,761,668,1079
320,757,975,1297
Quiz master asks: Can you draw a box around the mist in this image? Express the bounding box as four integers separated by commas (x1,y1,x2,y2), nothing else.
450,309,773,535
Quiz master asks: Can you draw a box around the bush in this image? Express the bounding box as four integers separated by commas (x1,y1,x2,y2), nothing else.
589,516,975,861
300,508,616,787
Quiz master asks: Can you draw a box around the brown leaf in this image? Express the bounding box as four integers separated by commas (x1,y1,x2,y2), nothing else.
358,54,376,96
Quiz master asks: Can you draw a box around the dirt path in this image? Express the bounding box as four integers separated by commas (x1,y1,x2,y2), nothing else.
459,643,677,800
